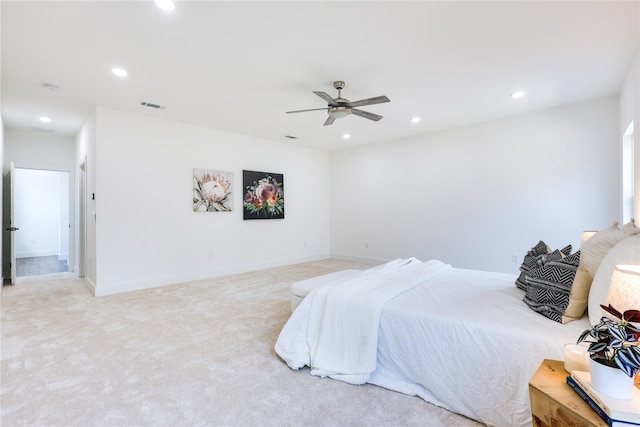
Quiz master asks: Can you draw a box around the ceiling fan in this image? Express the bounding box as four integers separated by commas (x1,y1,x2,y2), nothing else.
286,81,390,126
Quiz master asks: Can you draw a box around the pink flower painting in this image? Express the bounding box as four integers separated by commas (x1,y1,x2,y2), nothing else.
243,170,284,219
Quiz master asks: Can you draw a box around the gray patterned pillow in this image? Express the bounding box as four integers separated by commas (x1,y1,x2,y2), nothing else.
515,241,550,291
523,250,581,323
515,244,572,291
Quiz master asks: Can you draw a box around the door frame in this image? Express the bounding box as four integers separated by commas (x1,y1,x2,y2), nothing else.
9,162,75,278
78,158,86,278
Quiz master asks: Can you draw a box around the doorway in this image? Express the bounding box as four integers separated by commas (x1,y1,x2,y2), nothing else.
13,168,70,277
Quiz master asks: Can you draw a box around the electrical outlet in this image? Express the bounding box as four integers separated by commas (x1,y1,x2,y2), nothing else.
511,254,518,263
364,242,369,248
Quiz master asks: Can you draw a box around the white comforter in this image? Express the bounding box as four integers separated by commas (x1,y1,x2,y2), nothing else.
276,258,450,384
275,259,591,427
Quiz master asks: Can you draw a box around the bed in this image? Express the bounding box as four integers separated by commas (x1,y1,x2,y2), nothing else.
275,223,639,427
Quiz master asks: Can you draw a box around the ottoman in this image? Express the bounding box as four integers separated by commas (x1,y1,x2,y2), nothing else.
290,269,361,312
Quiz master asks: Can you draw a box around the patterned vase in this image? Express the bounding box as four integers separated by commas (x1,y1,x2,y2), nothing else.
589,358,634,400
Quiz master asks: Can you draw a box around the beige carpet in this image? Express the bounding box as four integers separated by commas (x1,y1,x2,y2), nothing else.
1,259,483,427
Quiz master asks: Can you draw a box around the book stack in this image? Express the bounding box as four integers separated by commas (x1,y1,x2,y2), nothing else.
566,370,640,427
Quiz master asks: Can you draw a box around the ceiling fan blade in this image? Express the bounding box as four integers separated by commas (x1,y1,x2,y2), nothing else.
313,91,339,106
323,115,336,126
351,109,383,122
286,107,330,114
347,95,390,108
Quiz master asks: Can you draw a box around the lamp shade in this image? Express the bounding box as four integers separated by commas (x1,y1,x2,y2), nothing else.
605,265,640,315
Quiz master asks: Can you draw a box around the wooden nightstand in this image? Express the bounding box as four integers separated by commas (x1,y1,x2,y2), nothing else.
529,359,607,427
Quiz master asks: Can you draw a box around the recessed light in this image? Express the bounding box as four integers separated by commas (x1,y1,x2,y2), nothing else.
155,0,175,12
39,116,52,123
343,134,351,140
510,91,526,99
411,117,421,124
112,67,127,77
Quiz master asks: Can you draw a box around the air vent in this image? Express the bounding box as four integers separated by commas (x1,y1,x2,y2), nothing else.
140,101,165,110
42,82,59,92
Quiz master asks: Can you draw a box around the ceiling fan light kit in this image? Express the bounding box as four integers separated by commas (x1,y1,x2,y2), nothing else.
286,81,390,126
329,106,350,119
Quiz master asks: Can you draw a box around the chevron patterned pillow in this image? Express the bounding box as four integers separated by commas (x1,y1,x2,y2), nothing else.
515,241,550,291
515,244,571,291
523,250,581,323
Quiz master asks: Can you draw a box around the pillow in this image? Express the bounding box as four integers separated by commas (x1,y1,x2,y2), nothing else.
516,245,570,291
588,234,640,324
563,229,603,323
515,241,550,291
561,266,591,323
515,241,571,291
619,218,640,236
568,222,638,324
523,251,581,323
560,244,573,257
580,222,628,277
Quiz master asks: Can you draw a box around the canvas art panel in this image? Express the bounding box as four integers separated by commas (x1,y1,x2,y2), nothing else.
243,170,284,220
193,169,233,212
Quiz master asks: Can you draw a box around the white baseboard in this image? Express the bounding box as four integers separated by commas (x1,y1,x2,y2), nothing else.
329,252,388,266
84,277,97,296
16,250,59,258
92,253,331,297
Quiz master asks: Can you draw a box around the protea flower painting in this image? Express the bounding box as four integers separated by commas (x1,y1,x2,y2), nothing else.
193,169,233,212
243,170,284,219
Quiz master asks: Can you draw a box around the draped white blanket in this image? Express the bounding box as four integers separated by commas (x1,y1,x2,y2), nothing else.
275,258,451,385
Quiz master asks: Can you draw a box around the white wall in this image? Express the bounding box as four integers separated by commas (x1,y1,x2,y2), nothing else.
13,168,68,259
619,46,639,225
91,106,331,296
4,129,76,172
330,96,619,273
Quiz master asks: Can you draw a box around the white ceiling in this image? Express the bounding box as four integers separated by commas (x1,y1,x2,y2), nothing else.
2,1,639,151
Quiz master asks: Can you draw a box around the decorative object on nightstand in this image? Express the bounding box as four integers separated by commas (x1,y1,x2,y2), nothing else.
567,369,640,426
564,342,591,373
576,303,640,400
576,266,640,400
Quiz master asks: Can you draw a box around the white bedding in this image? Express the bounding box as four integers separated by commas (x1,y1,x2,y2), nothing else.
275,259,591,427
283,258,450,384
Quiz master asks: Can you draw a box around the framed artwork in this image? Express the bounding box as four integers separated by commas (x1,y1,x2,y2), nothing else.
242,170,284,220
193,169,233,212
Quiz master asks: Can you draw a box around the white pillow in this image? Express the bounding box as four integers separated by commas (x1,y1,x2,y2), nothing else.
587,234,640,324
580,222,627,276
619,218,640,236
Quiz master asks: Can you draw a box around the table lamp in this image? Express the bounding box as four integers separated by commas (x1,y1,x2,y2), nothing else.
606,264,640,317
